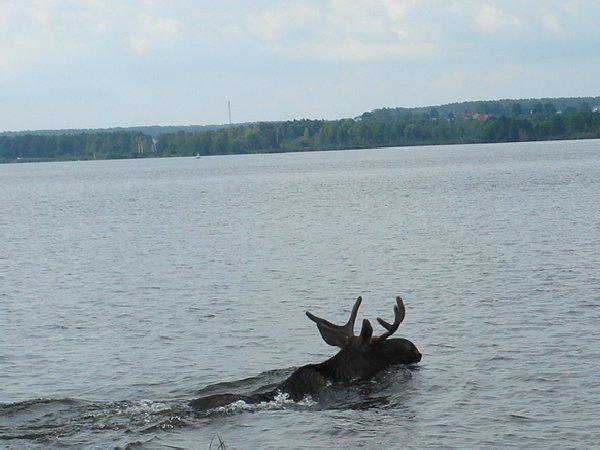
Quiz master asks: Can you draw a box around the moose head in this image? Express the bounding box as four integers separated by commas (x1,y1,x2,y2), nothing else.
304,295,421,382
189,295,421,410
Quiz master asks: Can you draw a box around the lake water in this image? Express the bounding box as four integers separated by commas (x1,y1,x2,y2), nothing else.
1,140,599,448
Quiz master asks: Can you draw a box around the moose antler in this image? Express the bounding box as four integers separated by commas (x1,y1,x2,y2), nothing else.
306,296,362,347
306,296,406,348
371,296,405,344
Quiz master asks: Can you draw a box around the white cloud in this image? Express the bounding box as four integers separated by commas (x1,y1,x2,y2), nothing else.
129,6,182,54
382,0,415,22
281,40,435,61
94,18,109,32
2,0,600,130
249,0,433,61
249,3,318,41
433,68,466,92
0,1,186,74
1,0,595,72
541,11,564,36
154,17,181,35
558,1,581,16
31,1,54,29
473,4,524,33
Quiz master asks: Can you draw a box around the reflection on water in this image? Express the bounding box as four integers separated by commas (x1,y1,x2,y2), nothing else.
1,139,600,447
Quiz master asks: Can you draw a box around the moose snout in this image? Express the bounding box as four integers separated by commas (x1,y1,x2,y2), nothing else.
411,347,422,363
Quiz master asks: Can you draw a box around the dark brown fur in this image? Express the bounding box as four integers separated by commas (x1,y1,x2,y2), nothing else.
189,296,421,410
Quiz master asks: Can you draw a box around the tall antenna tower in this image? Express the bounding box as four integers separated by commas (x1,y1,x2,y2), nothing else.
228,100,232,125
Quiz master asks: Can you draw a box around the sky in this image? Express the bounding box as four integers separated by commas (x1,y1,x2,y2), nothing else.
1,0,599,131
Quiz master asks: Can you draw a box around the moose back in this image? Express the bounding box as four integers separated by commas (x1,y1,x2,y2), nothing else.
189,296,421,410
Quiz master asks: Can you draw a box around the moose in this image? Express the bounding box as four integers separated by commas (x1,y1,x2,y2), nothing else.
189,296,421,410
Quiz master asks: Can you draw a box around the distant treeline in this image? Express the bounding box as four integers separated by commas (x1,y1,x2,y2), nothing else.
0,132,153,162
155,107,600,156
2,98,600,163
362,96,600,121
0,123,231,138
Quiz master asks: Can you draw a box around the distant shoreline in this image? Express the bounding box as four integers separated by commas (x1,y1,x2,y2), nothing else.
2,96,599,164
2,135,597,165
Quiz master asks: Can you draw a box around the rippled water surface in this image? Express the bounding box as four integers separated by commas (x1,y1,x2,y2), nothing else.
1,140,600,447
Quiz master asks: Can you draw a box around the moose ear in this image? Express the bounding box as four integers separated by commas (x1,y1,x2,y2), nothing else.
308,317,349,347
359,318,373,342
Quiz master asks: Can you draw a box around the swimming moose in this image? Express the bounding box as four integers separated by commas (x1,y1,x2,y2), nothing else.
189,296,421,410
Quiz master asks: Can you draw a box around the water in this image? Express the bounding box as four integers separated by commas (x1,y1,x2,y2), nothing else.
1,140,599,447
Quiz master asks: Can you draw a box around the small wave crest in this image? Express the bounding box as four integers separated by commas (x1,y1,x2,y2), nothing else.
0,397,80,415
0,397,189,444
104,399,171,416
211,391,317,415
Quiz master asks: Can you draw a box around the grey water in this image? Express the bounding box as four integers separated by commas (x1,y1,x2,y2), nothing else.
1,139,599,448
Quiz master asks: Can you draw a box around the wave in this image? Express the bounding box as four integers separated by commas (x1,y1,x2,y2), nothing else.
0,397,189,444
192,363,414,414
0,364,415,444
211,391,317,415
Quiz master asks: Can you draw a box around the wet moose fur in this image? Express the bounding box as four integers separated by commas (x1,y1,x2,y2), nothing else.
189,296,421,410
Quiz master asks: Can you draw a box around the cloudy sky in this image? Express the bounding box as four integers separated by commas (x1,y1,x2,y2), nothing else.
1,0,599,131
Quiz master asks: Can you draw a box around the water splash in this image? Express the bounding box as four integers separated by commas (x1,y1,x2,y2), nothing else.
212,391,317,414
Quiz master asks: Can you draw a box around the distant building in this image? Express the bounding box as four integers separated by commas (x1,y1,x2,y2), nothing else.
592,106,600,113
463,111,491,122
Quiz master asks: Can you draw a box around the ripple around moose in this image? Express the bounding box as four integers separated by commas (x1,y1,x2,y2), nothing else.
189,296,422,411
